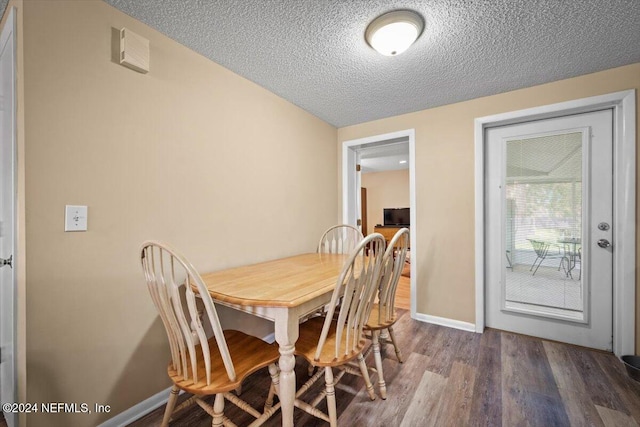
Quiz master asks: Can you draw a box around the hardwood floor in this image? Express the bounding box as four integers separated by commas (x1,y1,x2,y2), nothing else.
129,310,640,427
395,274,410,310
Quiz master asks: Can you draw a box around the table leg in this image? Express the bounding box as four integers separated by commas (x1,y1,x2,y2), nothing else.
274,310,299,427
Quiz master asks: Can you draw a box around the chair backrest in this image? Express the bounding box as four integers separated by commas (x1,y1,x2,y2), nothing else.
140,241,236,386
376,228,410,325
317,224,364,254
315,233,386,361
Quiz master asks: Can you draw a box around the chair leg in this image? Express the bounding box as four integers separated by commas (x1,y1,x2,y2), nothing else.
265,363,280,411
211,394,225,427
387,326,403,363
356,352,377,400
235,382,243,396
324,367,338,427
578,261,581,280
529,256,541,271
531,256,544,276
371,331,387,399
264,384,276,412
560,257,569,277
161,385,180,427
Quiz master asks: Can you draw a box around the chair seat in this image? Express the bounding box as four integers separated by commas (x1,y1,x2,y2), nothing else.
295,317,366,367
365,303,397,330
168,330,279,395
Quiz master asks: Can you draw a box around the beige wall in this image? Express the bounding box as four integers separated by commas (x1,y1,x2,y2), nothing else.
338,63,640,354
361,169,409,235
21,1,337,425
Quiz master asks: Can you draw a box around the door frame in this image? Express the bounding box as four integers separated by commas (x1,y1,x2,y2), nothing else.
0,6,17,425
342,129,416,315
474,90,636,356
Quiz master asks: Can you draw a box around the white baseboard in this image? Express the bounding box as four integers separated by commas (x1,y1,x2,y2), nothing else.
413,312,477,333
97,386,177,427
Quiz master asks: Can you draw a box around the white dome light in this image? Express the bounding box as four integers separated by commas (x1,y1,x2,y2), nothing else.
365,10,424,56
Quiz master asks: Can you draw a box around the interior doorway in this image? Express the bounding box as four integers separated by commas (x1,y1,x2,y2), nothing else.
342,129,416,314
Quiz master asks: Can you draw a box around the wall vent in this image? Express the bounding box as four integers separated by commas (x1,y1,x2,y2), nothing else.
119,28,149,74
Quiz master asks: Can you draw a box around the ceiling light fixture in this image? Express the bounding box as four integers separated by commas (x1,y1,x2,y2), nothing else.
365,10,424,56
399,160,407,164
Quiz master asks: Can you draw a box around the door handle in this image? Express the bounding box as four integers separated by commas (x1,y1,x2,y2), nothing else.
597,239,611,248
0,255,12,268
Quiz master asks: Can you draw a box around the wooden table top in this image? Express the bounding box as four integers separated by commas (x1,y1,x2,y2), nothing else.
200,253,349,307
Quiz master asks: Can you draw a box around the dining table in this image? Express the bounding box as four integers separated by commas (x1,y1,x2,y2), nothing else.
199,252,349,427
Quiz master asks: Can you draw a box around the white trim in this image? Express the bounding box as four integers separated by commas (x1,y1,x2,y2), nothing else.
413,312,476,333
342,129,417,318
614,91,636,356
474,90,636,356
0,8,17,427
341,143,357,225
97,386,178,427
474,116,485,333
408,133,417,316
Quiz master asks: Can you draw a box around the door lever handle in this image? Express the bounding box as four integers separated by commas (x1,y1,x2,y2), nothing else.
597,239,611,249
0,255,12,268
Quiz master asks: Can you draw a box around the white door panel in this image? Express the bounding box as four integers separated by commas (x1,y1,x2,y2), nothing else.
485,109,613,351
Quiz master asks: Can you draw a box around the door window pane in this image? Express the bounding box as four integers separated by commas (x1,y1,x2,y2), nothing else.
504,132,583,320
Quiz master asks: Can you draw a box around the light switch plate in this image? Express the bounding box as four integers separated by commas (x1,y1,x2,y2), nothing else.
65,205,88,232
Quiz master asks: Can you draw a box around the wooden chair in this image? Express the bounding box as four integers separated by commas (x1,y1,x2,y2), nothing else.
306,224,365,335
317,224,364,254
140,241,281,427
294,233,386,426
363,227,409,399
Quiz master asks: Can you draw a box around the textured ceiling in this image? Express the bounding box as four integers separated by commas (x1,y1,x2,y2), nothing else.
6,1,640,127
360,140,409,173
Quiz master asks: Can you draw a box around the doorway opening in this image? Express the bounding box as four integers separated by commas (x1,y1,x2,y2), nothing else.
342,129,416,314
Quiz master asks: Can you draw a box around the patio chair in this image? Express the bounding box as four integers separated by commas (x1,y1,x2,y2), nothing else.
562,241,582,280
527,239,568,276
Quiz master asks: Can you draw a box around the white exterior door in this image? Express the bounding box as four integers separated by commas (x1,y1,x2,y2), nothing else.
485,109,613,351
0,8,16,426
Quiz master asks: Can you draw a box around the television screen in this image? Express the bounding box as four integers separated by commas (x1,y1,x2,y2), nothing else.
384,208,410,226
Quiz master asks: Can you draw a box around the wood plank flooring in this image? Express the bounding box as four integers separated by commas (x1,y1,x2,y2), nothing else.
129,310,640,427
395,275,410,310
